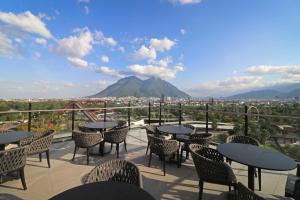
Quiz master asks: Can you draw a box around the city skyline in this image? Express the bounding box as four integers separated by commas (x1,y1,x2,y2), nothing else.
1,0,300,98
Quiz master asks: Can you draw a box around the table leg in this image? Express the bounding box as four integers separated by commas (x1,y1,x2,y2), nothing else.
248,166,255,190
0,144,5,151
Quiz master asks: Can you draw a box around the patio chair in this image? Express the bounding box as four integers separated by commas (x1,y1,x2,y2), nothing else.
85,159,142,188
148,135,180,176
226,135,262,191
19,129,54,146
189,144,237,200
285,163,300,199
0,146,28,190
27,130,55,168
145,125,158,155
104,126,129,158
72,131,103,165
180,133,213,163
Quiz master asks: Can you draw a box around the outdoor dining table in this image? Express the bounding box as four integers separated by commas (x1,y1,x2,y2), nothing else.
157,124,192,139
0,131,33,150
217,143,297,190
49,181,156,200
82,121,117,156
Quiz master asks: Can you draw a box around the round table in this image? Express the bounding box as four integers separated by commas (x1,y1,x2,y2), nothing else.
0,131,33,150
217,143,297,190
83,121,117,131
49,182,155,200
157,125,192,138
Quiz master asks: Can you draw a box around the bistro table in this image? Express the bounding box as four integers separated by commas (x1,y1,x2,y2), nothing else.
217,143,297,190
82,121,117,156
49,181,155,200
157,124,192,139
0,131,33,150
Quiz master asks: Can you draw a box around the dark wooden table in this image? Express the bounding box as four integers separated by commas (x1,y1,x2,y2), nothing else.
217,143,297,190
82,121,117,156
157,125,192,139
49,181,155,200
0,131,33,150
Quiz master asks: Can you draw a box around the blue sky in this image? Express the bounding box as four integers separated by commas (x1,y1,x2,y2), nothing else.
0,0,300,98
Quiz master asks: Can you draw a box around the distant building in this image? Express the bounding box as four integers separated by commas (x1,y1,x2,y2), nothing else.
271,125,298,145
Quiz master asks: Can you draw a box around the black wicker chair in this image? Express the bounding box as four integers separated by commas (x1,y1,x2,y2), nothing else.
104,126,129,158
72,131,103,165
189,144,237,200
145,125,159,155
285,163,300,199
148,135,180,176
180,133,213,163
19,129,54,146
27,130,55,168
85,159,142,188
0,146,28,190
226,135,262,191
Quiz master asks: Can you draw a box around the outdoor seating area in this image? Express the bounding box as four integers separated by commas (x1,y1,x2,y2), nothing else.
0,123,299,200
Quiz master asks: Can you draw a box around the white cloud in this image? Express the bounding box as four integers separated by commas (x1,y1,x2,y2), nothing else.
63,81,75,87
94,31,117,47
78,0,90,3
131,45,156,60
38,13,54,21
54,28,93,58
0,32,19,58
84,6,90,14
101,55,109,63
34,51,41,59
96,66,125,78
35,37,47,45
128,63,184,80
149,37,176,52
0,11,52,38
104,37,117,46
67,57,89,68
119,46,125,53
180,28,187,35
169,0,202,5
148,57,173,67
246,65,300,75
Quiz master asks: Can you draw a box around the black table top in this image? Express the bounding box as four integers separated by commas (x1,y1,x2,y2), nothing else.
218,143,297,171
83,121,117,130
49,182,155,200
0,131,33,145
157,125,192,136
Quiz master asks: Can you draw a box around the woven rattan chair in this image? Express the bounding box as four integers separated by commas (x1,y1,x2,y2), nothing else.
72,131,103,165
85,159,142,188
285,163,300,198
20,129,54,146
145,125,159,155
189,144,237,200
180,133,213,163
104,126,129,158
148,135,180,176
226,135,262,191
0,146,28,190
27,130,55,168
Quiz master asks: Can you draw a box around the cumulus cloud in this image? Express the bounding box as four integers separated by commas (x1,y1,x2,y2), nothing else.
149,37,176,52
96,66,125,78
0,11,52,38
0,32,18,58
101,55,109,63
67,57,89,68
131,45,156,60
169,0,202,5
35,37,47,45
246,65,300,75
94,31,117,47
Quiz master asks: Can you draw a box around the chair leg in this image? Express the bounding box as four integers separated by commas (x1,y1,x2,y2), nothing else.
72,146,77,161
146,142,150,155
110,143,113,150
20,168,27,190
148,151,152,167
177,150,180,168
124,140,127,152
186,151,189,159
258,168,262,191
199,180,203,200
39,153,42,162
116,143,119,158
163,156,166,176
180,148,184,166
46,150,51,168
86,147,89,165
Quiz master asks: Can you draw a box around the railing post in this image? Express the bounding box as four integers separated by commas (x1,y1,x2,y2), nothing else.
206,103,208,133
148,102,151,125
245,105,248,136
28,100,32,132
179,103,182,125
104,101,107,122
71,102,75,132
128,102,131,127
159,102,162,126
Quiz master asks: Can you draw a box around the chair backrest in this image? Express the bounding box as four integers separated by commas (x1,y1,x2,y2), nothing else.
85,159,142,188
0,146,28,174
72,131,103,148
148,135,178,155
20,129,54,146
226,135,259,146
104,126,129,143
189,133,213,147
28,131,55,155
236,182,265,200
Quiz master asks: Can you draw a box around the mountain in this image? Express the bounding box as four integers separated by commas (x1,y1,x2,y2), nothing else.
89,76,190,98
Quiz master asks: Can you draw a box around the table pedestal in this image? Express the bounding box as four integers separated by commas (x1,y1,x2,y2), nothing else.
248,166,255,190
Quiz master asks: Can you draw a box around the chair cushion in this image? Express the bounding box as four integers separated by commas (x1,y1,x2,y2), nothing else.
285,174,300,195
